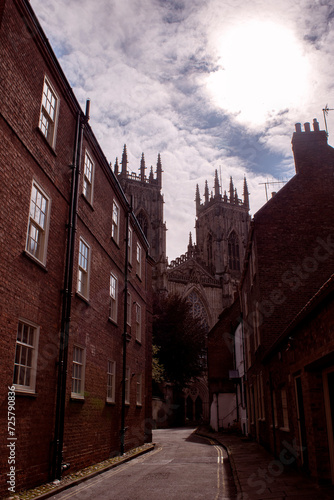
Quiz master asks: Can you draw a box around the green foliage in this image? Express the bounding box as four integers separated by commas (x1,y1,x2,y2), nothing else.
152,293,207,389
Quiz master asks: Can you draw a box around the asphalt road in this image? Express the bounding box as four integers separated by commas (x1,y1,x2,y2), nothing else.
50,427,237,500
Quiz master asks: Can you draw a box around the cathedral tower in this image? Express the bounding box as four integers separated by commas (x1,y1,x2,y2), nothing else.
116,146,167,291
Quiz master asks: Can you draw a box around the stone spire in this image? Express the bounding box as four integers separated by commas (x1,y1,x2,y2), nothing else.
243,176,250,210
188,231,193,251
121,144,128,175
140,153,146,182
156,153,162,188
195,184,201,214
229,176,234,203
149,165,154,183
235,188,239,205
114,157,119,175
214,169,220,199
204,180,209,205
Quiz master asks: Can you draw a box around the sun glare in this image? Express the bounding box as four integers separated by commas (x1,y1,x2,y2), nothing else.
207,20,310,127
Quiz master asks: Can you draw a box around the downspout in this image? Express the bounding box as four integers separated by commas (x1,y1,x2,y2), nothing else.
52,100,89,479
120,198,131,455
240,312,249,433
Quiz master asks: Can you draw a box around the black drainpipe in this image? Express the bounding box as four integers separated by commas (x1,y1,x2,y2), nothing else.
52,100,89,479
120,198,131,455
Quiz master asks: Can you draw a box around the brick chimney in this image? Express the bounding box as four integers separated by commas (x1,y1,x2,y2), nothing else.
291,119,328,175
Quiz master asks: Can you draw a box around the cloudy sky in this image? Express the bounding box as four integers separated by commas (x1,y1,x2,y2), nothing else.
31,0,334,261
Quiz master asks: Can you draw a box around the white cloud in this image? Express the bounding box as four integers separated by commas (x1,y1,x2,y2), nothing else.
30,0,334,260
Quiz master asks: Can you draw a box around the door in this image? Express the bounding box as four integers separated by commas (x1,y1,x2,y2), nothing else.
295,376,309,471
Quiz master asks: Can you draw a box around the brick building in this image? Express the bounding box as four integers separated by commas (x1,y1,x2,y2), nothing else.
0,0,152,496
210,119,334,484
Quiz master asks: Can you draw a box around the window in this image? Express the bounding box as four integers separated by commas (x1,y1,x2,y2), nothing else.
13,320,39,393
281,388,289,430
107,360,116,403
128,226,132,265
71,345,85,399
83,151,94,204
136,243,142,278
228,231,240,271
127,292,131,327
135,303,141,342
39,77,58,147
125,367,130,404
77,238,90,299
112,201,120,244
136,373,142,406
26,182,50,265
109,273,118,322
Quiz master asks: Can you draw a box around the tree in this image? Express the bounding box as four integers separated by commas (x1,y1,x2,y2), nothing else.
152,293,207,389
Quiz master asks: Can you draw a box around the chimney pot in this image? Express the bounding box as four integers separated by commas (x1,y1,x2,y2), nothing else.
295,123,302,133
304,122,311,132
313,118,320,132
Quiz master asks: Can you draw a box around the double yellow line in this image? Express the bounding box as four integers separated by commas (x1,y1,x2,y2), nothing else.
204,437,225,500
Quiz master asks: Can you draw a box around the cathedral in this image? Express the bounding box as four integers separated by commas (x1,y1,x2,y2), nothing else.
116,146,250,423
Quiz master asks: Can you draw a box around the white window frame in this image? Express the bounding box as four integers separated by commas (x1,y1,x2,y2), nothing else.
135,303,142,342
136,242,142,278
13,319,39,394
39,76,59,148
77,237,90,299
109,272,118,323
125,367,130,405
112,200,120,244
107,360,116,403
280,388,290,431
26,181,51,266
71,345,86,399
128,226,132,265
136,373,142,406
127,292,131,327
83,150,94,204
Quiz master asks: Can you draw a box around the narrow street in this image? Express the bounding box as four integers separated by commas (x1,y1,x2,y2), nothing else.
50,428,237,500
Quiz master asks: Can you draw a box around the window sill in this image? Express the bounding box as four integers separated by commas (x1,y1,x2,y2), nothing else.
135,338,142,345
108,317,118,326
111,237,120,249
76,291,90,305
81,194,94,210
23,251,48,272
70,395,85,402
136,274,142,282
106,399,115,405
136,403,142,408
14,388,37,397
279,426,290,432
36,127,57,156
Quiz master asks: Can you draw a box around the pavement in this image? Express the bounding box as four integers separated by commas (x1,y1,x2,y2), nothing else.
196,426,334,500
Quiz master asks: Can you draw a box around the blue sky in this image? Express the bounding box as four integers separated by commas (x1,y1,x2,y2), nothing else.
31,0,334,260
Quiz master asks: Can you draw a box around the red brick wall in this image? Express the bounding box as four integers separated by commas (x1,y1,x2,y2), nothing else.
0,0,152,495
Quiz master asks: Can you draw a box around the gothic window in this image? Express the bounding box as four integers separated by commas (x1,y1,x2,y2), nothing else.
187,291,209,332
137,211,148,238
228,231,240,271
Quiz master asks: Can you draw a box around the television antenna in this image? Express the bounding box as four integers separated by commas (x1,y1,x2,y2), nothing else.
323,105,334,136
259,179,288,201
